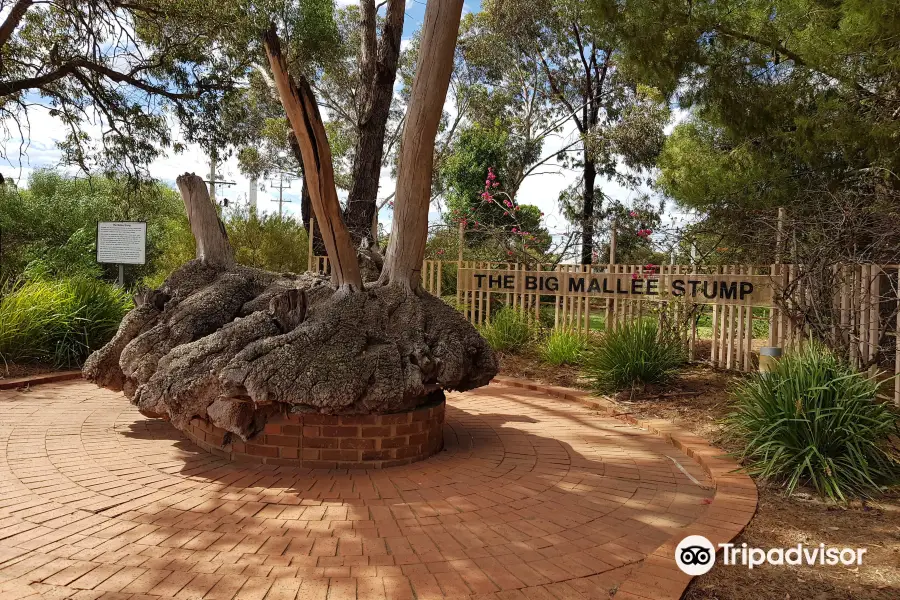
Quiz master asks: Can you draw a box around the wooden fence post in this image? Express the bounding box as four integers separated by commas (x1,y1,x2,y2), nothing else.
308,217,315,272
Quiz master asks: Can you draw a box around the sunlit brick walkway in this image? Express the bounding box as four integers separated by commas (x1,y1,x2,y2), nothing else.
0,380,718,599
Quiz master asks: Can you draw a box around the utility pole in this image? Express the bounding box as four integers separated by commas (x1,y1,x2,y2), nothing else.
269,171,297,218
204,157,236,206
249,177,259,215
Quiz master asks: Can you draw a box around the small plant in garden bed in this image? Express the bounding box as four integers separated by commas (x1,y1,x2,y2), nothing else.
479,307,536,353
583,320,686,392
539,328,589,366
0,278,131,367
725,343,900,502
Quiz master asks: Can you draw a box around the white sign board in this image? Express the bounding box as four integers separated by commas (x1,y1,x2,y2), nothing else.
96,221,146,265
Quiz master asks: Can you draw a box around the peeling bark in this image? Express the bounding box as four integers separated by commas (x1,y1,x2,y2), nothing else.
264,26,362,291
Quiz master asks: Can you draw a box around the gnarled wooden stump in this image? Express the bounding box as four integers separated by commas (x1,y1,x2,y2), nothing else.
84,251,496,440
83,1,494,446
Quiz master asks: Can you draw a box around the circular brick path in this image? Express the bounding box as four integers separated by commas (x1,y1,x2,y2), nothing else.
0,380,749,600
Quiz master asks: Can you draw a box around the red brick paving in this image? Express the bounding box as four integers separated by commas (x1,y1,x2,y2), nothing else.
0,380,756,599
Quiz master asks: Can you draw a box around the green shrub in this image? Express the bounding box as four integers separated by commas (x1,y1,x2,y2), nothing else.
441,295,466,313
540,329,589,366
0,278,132,368
583,320,686,391
479,307,535,353
725,344,900,501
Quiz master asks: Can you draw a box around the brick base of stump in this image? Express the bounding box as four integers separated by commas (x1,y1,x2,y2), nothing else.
184,398,445,469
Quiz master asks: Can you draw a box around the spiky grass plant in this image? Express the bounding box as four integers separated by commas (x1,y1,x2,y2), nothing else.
0,278,132,367
479,307,536,354
583,320,685,392
725,344,900,501
539,328,589,366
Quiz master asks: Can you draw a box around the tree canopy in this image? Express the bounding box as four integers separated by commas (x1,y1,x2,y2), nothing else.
618,0,900,262
0,0,267,176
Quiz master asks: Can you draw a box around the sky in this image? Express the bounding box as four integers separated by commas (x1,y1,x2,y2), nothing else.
0,0,682,250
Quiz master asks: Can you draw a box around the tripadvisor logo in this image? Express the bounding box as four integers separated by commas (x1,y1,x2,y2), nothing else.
675,535,867,575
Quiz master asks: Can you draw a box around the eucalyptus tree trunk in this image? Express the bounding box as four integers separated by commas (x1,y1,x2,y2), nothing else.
380,0,463,288
343,0,406,246
581,160,597,265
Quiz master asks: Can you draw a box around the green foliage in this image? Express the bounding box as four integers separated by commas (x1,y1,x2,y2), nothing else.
0,278,132,368
225,208,310,274
441,123,510,222
584,321,686,391
0,171,188,285
1,0,263,176
632,0,900,264
726,344,900,501
479,308,537,353
439,123,551,259
539,329,589,366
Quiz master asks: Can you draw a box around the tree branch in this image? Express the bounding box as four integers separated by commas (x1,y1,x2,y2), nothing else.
0,0,33,50
0,63,75,97
0,56,210,100
715,25,873,97
537,50,584,134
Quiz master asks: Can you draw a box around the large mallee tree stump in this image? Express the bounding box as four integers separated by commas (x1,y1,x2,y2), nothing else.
83,174,496,442
84,0,492,464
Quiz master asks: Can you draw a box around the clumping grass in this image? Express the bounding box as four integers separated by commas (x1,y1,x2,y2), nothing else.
583,320,686,392
0,278,132,367
539,329,589,366
479,307,536,353
725,344,900,502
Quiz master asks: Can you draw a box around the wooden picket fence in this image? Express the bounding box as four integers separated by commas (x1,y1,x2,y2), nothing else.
309,255,899,404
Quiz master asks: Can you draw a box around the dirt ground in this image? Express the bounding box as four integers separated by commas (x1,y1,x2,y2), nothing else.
0,362,63,380
498,356,900,600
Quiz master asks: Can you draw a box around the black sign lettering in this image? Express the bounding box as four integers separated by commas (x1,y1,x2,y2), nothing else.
465,270,768,305
720,281,737,300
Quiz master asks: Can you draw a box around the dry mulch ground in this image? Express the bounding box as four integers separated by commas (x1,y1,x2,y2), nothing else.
497,355,900,600
0,362,64,380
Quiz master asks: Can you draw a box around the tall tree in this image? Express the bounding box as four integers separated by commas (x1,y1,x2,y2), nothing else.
230,1,406,247
479,0,668,265
625,0,900,354
342,0,405,245
0,0,253,177
634,0,900,261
